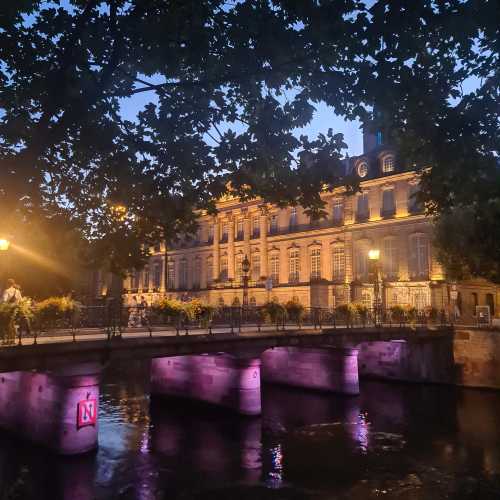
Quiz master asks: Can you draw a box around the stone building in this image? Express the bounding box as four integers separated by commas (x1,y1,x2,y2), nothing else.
122,129,499,323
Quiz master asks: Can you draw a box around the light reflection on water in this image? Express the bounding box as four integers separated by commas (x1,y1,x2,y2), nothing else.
0,360,499,499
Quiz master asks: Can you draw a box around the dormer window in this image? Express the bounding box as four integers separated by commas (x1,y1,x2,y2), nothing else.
357,161,368,178
382,155,395,173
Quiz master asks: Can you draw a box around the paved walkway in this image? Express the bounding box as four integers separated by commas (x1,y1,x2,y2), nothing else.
2,323,326,347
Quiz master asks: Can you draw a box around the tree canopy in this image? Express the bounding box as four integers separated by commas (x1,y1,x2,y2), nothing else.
0,1,498,280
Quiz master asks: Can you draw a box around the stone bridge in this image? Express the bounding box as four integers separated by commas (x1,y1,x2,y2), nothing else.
0,327,454,455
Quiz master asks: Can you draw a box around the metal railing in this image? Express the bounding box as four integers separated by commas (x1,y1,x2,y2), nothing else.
2,304,455,347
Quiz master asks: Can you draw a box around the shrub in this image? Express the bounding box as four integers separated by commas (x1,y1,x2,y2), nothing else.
284,298,305,325
183,298,204,321
34,296,76,330
152,298,184,319
354,303,369,325
389,305,406,323
0,303,17,342
335,303,356,324
261,301,286,324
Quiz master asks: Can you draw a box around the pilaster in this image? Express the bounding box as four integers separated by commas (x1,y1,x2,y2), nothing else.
259,208,269,278
212,219,220,282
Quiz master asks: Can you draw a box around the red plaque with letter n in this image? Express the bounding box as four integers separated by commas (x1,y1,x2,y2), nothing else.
77,398,97,429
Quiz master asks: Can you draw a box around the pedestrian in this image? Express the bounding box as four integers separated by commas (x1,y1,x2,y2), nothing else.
1,279,22,344
2,278,22,305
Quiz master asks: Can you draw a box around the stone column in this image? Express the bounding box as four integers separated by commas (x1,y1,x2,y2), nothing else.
228,217,235,281
259,210,269,278
160,255,166,293
0,363,102,455
212,219,220,282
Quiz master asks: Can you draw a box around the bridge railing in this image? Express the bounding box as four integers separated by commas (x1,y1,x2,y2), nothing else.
8,303,452,346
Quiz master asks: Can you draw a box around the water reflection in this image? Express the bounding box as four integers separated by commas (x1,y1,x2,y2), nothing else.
0,361,499,499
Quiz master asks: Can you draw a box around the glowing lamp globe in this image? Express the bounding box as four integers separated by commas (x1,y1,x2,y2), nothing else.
0,239,10,251
368,249,380,261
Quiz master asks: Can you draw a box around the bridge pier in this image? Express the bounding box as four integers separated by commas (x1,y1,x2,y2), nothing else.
261,347,360,395
0,363,101,455
151,354,262,415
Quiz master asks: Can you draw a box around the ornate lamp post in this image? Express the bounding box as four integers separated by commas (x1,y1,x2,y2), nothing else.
242,254,251,308
368,249,381,325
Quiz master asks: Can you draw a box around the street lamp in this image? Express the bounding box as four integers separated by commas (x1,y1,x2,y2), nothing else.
368,248,381,325
0,239,10,252
242,255,251,308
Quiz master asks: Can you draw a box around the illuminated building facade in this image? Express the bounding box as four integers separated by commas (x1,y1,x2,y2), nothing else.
121,129,499,322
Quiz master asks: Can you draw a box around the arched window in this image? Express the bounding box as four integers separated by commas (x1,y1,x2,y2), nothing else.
331,245,345,281
409,234,429,279
249,296,257,307
270,254,280,284
382,155,395,173
289,249,300,283
232,297,241,307
310,248,321,280
383,238,399,279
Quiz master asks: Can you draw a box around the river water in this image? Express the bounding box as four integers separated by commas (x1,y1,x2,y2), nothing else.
1,360,500,500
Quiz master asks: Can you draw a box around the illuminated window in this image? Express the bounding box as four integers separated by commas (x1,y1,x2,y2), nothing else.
270,254,280,284
357,162,368,178
310,248,321,280
355,244,369,281
382,189,395,216
356,193,369,221
167,262,175,289
332,245,345,281
206,257,213,285
252,216,260,238
236,219,244,239
251,253,261,281
376,130,383,145
289,249,300,283
409,234,429,279
383,238,399,279
179,259,188,289
193,258,201,288
382,155,395,173
235,253,243,282
219,256,228,281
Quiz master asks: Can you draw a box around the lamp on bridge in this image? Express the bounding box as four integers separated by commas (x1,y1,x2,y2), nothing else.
368,248,382,326
242,255,251,308
0,239,10,252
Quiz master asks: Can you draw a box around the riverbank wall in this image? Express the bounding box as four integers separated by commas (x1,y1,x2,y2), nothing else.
358,329,500,390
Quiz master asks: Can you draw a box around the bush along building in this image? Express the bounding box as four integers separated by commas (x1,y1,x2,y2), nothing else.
121,128,499,324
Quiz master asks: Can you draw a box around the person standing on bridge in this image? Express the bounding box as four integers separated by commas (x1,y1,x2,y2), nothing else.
1,279,22,344
2,278,22,305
